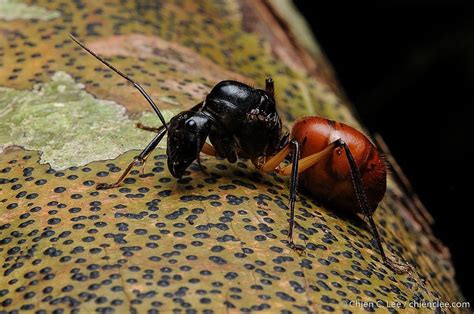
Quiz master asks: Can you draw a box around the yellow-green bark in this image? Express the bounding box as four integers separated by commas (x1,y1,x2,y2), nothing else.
0,0,466,313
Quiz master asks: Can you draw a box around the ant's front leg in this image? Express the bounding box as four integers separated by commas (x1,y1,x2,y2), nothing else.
96,158,144,190
96,126,166,190
261,140,349,253
260,139,304,252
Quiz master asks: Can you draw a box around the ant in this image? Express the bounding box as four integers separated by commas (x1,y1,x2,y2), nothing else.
70,34,408,273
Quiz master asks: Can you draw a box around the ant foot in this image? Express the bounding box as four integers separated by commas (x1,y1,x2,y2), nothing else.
96,183,119,190
287,240,306,255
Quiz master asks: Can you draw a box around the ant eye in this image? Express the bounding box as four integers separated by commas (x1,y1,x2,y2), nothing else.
186,119,196,128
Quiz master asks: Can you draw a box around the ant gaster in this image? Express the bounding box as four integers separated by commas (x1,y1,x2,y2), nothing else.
70,34,407,273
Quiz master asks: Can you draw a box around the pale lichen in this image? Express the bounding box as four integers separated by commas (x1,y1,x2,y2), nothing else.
0,0,60,21
0,71,177,169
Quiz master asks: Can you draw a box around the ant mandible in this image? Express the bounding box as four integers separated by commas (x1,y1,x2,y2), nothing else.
70,34,406,273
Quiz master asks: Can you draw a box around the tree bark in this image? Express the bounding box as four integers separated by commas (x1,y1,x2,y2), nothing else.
0,0,467,313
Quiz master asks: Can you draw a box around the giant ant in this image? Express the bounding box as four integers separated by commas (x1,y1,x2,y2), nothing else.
70,34,408,273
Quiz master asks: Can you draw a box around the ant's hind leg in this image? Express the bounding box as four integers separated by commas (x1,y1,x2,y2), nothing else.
341,140,410,274
286,140,301,251
96,127,167,190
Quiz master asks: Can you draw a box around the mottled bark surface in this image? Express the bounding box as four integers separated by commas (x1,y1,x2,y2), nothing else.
0,0,466,313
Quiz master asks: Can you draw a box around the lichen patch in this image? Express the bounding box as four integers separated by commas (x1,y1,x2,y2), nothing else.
0,71,177,170
0,0,60,21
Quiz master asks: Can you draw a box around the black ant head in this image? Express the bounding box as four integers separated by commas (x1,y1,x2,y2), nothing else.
167,111,211,178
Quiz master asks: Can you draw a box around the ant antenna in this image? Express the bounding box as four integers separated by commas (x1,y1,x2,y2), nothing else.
69,34,169,131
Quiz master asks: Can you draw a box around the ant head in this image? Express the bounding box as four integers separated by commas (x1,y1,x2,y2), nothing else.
167,111,211,178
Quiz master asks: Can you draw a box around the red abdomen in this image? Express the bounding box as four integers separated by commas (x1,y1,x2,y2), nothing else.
291,116,386,213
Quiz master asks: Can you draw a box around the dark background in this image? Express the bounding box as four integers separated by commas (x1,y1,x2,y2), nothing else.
294,1,473,303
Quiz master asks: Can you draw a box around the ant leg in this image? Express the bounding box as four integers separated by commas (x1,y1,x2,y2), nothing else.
264,139,341,174
136,101,206,133
260,140,343,251
183,142,216,176
96,127,167,190
340,139,408,274
261,140,302,250
194,137,209,176
266,139,408,271
266,140,350,249
260,141,291,172
277,141,338,176
136,123,162,133
277,141,341,249
69,34,169,131
265,77,274,97
201,143,216,156
286,140,300,249
197,143,217,175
